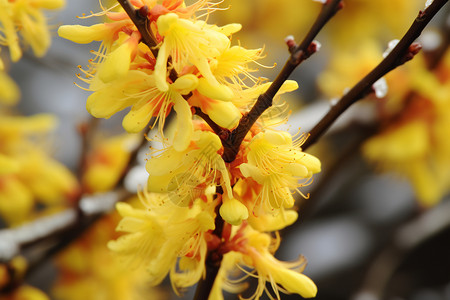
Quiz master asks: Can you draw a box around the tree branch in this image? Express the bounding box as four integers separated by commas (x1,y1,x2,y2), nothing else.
302,0,449,151
194,195,225,300
221,0,343,162
193,107,227,138
117,0,158,57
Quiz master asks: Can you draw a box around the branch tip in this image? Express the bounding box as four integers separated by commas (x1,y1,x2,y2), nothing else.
285,35,297,53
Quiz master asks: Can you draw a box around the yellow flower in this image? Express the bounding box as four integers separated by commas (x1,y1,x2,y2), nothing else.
362,51,450,206
53,208,165,300
155,13,240,100
58,15,137,82
96,31,140,83
86,70,196,142
82,134,140,193
189,90,241,130
208,251,247,300
249,249,317,299
108,193,216,291
233,80,299,129
213,224,317,299
219,194,248,226
0,0,65,62
212,45,264,89
0,114,79,225
0,71,20,105
58,23,115,44
248,209,298,232
240,130,321,215
146,130,232,205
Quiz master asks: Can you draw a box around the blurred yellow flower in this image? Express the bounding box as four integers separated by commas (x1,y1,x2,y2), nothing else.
0,114,79,225
0,0,65,62
0,285,50,300
53,208,165,300
363,51,450,206
82,134,140,193
0,71,20,105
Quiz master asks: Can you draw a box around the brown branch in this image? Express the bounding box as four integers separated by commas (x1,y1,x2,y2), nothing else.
117,0,158,57
193,247,222,300
426,4,450,69
194,2,344,297
302,0,449,151
194,190,225,300
193,107,227,137
0,189,131,293
76,117,99,182
221,0,343,163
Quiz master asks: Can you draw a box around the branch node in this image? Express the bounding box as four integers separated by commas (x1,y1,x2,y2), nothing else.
399,42,423,65
307,40,321,55
137,5,149,21
218,129,231,142
285,35,297,54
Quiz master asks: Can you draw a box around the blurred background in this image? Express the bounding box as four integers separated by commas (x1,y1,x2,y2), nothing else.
2,0,450,299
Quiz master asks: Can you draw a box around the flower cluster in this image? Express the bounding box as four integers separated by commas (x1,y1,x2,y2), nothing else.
53,201,166,300
316,27,450,207
0,0,65,105
59,0,321,298
0,114,79,226
363,49,450,206
0,0,65,63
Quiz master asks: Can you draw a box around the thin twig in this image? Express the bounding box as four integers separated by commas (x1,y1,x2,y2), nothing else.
0,189,130,293
76,117,99,182
193,107,226,137
302,0,449,150
193,2,344,297
426,4,450,69
221,0,343,162
117,0,158,57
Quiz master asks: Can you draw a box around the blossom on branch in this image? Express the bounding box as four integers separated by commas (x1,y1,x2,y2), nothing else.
60,0,320,298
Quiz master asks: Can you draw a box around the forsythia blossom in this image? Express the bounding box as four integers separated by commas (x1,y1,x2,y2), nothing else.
240,130,321,216
107,193,216,292
53,207,163,300
60,1,321,298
